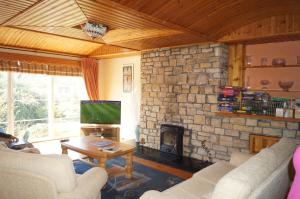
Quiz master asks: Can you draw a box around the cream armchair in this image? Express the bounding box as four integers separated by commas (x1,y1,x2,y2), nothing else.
0,147,108,199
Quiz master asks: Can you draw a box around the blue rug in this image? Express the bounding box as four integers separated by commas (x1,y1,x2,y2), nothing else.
73,157,183,199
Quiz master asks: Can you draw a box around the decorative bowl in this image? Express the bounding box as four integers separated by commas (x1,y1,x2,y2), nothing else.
260,80,269,85
278,81,294,91
260,80,270,89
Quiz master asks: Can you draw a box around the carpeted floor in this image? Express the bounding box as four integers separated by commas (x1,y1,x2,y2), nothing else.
73,157,183,199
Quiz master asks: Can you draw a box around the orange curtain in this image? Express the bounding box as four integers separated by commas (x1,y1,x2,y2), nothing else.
81,58,99,100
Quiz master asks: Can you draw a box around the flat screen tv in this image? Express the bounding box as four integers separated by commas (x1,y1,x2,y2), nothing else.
80,100,121,124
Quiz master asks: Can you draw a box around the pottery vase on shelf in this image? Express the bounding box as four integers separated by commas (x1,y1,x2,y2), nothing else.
261,57,268,66
260,80,270,90
278,81,294,92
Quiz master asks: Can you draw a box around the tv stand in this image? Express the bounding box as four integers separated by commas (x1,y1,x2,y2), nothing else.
80,124,120,142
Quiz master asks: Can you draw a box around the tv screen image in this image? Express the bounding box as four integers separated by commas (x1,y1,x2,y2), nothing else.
80,100,121,124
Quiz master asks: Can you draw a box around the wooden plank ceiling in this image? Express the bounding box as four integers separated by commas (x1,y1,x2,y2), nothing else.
0,0,299,58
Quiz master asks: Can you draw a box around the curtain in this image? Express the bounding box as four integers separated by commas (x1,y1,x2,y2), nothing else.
81,58,99,100
0,59,82,76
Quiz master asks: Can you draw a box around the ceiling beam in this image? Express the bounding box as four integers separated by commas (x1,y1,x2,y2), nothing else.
88,44,139,58
5,26,141,52
5,25,106,45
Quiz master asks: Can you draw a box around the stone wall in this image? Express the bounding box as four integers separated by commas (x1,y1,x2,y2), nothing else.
140,43,300,162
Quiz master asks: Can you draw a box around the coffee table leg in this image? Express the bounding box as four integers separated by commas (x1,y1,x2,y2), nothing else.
98,158,106,168
61,146,68,154
88,157,94,163
125,152,133,179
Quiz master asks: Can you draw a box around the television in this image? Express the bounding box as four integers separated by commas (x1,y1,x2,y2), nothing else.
80,100,121,124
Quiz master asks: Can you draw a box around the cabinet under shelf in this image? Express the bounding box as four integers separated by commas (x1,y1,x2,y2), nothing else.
80,124,120,142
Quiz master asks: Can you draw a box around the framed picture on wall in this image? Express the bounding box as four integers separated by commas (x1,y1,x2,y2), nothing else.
123,64,133,93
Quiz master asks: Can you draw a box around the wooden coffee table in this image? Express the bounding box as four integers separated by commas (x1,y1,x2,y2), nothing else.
61,136,135,178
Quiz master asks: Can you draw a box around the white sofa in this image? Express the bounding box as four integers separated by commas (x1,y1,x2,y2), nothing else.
141,137,298,199
0,146,108,199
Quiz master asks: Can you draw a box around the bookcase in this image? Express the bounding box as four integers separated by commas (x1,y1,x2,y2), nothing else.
80,124,120,142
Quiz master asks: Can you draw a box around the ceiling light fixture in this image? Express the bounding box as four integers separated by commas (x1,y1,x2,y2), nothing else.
81,22,108,39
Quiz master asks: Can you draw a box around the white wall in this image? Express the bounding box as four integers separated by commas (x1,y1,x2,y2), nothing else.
98,54,141,141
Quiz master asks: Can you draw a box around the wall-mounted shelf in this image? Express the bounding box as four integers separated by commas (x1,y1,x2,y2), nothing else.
216,112,300,123
247,89,300,92
244,65,300,69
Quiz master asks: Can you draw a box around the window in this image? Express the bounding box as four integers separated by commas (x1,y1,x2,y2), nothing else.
0,71,87,142
52,76,85,139
13,73,48,139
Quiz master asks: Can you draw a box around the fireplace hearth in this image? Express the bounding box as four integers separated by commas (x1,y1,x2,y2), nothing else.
160,124,184,157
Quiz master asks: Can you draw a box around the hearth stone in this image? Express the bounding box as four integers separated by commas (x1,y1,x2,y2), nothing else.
135,143,212,173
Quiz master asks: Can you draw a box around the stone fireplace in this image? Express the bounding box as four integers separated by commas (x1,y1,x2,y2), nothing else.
140,43,300,162
140,43,229,161
160,124,184,157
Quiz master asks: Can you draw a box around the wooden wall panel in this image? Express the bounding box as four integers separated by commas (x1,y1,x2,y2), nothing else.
193,1,300,39
227,44,245,86
220,14,300,43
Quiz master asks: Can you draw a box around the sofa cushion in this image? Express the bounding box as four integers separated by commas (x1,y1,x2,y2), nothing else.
229,152,253,167
248,156,292,199
211,148,277,199
268,137,297,165
0,147,77,193
193,161,236,185
0,167,57,199
163,177,215,199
